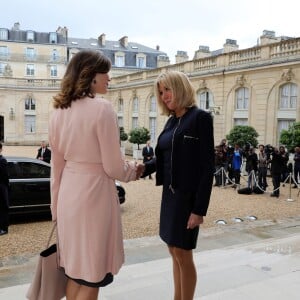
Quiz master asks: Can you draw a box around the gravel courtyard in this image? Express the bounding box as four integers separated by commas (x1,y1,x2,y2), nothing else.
0,146,299,259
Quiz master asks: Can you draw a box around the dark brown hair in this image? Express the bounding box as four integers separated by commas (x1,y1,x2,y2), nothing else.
53,50,111,109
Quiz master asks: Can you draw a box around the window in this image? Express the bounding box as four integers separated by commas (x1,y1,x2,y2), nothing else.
26,64,35,76
18,162,50,178
51,49,59,61
132,117,138,129
234,118,248,126
49,32,57,44
279,83,297,109
149,117,156,142
277,119,295,142
25,97,36,110
50,65,57,77
0,46,8,57
115,54,125,67
0,62,6,75
24,115,36,133
0,28,8,40
235,87,249,110
149,96,156,112
118,98,124,112
118,117,123,127
132,97,138,113
26,31,35,42
197,91,213,110
25,47,36,60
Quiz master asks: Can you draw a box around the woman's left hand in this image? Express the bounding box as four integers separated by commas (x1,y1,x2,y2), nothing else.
187,213,204,229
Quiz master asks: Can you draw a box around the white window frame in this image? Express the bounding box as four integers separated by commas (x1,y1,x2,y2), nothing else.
115,52,125,67
50,65,57,77
26,64,35,76
234,118,248,126
0,62,6,75
279,83,297,109
0,28,8,40
26,31,35,42
25,97,36,110
49,32,57,44
197,90,214,110
149,117,156,143
136,53,146,68
132,97,139,113
118,116,123,127
277,119,295,143
24,115,36,133
235,87,249,110
0,46,8,57
52,49,59,61
25,47,36,60
149,95,156,112
132,117,138,129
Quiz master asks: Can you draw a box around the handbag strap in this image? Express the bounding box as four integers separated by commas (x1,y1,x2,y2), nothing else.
46,222,57,248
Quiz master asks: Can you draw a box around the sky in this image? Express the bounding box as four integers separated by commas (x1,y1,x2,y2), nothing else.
1,0,299,63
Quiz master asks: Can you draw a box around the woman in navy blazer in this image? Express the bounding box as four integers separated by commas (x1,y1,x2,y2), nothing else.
143,71,214,300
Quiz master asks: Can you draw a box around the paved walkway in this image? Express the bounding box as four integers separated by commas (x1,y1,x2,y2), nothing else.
0,216,300,299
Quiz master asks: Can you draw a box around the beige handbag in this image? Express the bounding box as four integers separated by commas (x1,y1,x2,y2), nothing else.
26,222,67,300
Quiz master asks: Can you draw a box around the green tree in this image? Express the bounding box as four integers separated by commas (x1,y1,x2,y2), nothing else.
119,126,128,142
279,122,300,152
226,125,259,148
129,127,150,150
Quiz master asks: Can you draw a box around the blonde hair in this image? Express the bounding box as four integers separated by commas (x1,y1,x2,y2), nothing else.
154,71,197,116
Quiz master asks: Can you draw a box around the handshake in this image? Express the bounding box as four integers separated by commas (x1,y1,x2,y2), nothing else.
135,163,145,180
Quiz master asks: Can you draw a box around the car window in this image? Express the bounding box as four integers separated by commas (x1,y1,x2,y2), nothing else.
18,162,50,178
7,162,19,178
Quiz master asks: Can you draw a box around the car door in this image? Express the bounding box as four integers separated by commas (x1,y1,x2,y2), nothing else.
8,160,51,214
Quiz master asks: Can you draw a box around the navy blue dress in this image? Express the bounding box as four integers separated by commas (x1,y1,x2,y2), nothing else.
158,117,199,250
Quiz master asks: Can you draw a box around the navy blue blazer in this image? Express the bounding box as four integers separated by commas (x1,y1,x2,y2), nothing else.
144,107,214,216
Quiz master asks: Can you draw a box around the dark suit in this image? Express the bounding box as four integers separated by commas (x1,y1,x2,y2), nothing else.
0,155,9,232
36,147,51,163
142,144,154,178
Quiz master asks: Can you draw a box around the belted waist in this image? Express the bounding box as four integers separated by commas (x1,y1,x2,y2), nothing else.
65,161,104,174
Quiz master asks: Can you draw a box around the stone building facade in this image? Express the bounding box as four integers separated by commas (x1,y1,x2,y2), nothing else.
0,26,299,150
108,31,300,151
0,23,168,144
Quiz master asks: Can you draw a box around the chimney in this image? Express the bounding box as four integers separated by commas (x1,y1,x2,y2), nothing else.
175,51,189,64
119,36,128,48
260,30,279,45
12,22,20,30
156,45,160,51
193,45,211,60
223,39,239,53
98,33,106,47
56,26,68,39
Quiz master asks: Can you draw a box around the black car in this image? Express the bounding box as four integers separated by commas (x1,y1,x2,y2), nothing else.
6,156,125,216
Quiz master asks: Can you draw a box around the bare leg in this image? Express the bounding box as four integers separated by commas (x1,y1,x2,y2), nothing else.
172,247,197,300
66,279,80,299
66,278,99,300
169,246,181,300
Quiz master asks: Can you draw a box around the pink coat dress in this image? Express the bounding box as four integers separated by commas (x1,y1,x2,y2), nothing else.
49,96,136,283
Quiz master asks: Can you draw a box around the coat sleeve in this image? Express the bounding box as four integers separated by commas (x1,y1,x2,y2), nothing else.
97,101,137,182
192,111,214,216
49,111,66,221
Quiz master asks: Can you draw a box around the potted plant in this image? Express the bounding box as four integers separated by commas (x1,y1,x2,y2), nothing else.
129,127,150,159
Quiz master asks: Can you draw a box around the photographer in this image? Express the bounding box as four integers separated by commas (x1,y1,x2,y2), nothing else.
244,146,258,189
270,147,285,198
258,145,268,190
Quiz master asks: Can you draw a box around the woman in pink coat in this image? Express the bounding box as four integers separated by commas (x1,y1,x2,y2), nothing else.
49,50,143,300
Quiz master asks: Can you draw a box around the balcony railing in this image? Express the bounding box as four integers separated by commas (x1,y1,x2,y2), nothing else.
0,53,67,64
0,77,61,89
